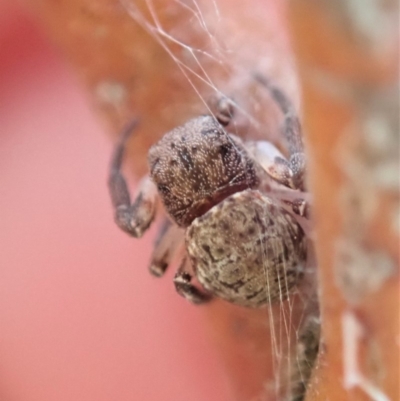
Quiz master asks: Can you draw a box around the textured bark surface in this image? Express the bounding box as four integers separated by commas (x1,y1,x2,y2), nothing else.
289,1,399,400
27,0,399,400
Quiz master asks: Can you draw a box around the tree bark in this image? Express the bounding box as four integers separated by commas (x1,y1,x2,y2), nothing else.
289,1,399,400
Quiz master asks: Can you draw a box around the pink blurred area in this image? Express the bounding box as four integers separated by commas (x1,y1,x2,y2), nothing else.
0,3,229,401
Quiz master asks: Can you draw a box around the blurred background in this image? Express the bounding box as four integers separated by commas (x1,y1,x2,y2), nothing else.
0,1,229,400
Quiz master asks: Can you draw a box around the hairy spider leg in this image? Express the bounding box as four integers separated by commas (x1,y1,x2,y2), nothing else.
289,315,321,401
108,120,158,238
173,258,213,304
253,73,306,190
149,219,184,277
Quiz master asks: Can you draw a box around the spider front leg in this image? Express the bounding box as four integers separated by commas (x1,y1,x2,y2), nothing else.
247,140,297,189
173,258,213,305
245,140,311,219
108,120,158,238
254,74,306,190
282,113,306,190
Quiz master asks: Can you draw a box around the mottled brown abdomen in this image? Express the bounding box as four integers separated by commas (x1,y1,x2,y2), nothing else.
186,190,307,307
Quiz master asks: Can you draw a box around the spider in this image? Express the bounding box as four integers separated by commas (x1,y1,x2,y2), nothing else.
108,76,311,307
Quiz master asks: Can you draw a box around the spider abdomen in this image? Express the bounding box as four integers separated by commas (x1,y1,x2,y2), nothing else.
186,189,307,307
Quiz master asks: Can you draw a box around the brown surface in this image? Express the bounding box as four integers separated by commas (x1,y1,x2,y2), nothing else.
289,1,399,400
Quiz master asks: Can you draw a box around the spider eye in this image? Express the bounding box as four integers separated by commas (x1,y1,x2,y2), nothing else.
149,157,160,175
157,184,170,195
218,144,230,158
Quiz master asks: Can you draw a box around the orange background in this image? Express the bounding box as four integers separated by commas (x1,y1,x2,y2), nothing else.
0,2,229,400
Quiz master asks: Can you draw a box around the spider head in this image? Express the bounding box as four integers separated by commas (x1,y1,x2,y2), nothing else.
148,115,260,227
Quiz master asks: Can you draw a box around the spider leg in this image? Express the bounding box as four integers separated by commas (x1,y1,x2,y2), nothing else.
284,198,310,219
149,219,184,277
283,114,306,190
214,96,235,126
173,258,213,304
253,73,306,190
289,315,321,401
246,138,312,222
108,120,158,238
247,140,296,189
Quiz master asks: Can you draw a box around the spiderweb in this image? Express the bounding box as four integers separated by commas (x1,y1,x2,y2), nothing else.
119,1,320,400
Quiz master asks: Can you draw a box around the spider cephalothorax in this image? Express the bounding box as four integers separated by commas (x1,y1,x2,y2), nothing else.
108,77,310,307
148,115,261,227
